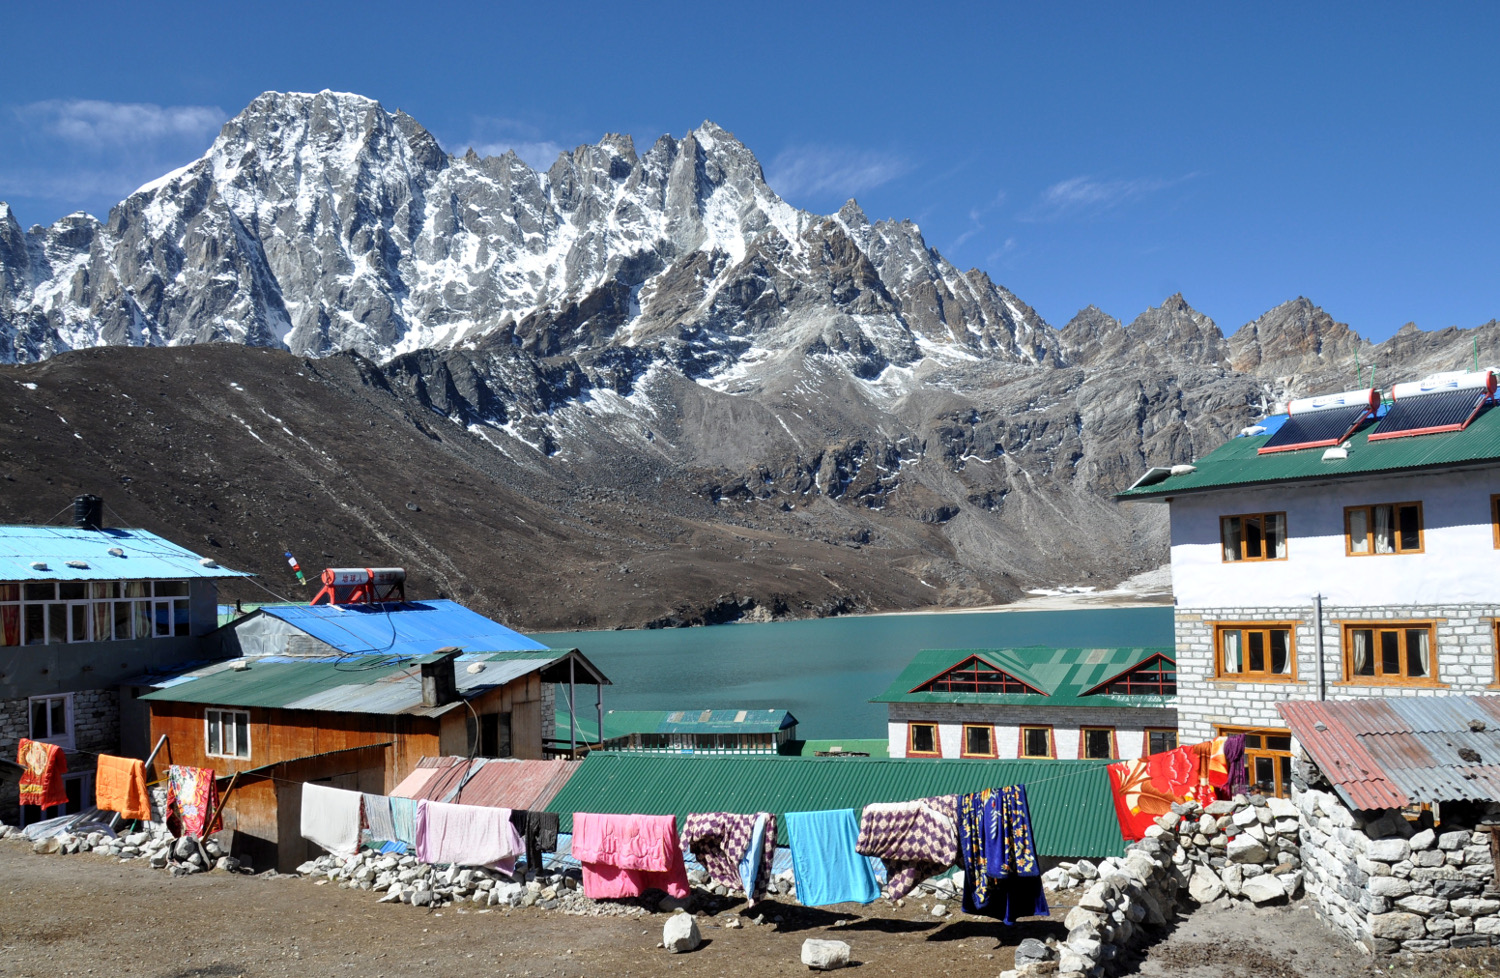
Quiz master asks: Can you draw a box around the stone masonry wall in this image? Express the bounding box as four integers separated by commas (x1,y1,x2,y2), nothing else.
0,688,120,823
1296,784,1500,953
1176,605,1500,743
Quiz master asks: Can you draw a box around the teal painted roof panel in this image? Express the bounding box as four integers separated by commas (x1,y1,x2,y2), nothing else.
1117,405,1500,500
545,752,1126,858
0,525,250,581
871,646,1175,708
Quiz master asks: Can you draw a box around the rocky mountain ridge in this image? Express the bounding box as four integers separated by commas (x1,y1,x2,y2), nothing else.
2,91,1497,627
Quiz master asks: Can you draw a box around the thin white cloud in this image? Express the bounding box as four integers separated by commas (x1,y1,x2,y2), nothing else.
1023,173,1196,222
764,146,909,201
16,99,226,149
944,189,1008,255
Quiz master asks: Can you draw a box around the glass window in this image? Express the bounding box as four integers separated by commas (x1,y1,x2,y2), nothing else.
909,723,938,755
1347,503,1423,555
1147,729,1178,756
173,598,191,636
58,582,87,601
1082,728,1116,759
124,581,150,598
1220,512,1287,561
1216,625,1296,680
28,694,73,747
1219,725,1293,798
917,656,1040,694
206,709,250,759
1020,727,1053,758
1094,656,1177,695
1346,623,1435,683
23,604,45,645
154,581,189,597
24,583,54,601
962,725,994,757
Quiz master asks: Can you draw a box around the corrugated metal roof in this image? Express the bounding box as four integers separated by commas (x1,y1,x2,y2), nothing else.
252,600,548,659
138,649,576,717
544,752,1126,858
394,757,582,811
568,709,799,740
788,739,891,758
1118,402,1500,500
0,524,250,581
871,647,1175,709
1280,696,1500,809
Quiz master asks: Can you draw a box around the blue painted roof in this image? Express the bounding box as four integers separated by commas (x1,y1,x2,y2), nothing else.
256,600,547,657
0,525,249,582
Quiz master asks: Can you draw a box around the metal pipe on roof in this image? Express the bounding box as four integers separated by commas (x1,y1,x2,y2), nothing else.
1314,593,1326,701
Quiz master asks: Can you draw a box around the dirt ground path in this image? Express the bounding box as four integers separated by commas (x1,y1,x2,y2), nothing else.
3,844,1498,978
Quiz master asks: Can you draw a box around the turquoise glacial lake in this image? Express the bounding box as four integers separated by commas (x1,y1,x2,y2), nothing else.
530,606,1174,740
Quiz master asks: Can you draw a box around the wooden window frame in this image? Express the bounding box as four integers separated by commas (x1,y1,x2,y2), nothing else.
1079,726,1118,760
1492,495,1500,549
1339,620,1442,686
1217,725,1293,798
1219,512,1289,563
1018,725,1055,759
1144,728,1178,757
960,723,998,758
205,708,252,759
1344,502,1424,556
28,693,75,751
1213,622,1299,682
906,722,940,757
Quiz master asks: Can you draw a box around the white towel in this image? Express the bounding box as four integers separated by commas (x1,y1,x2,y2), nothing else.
300,782,363,856
415,799,523,871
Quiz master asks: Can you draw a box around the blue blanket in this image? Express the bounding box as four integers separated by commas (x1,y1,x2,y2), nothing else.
785,809,880,907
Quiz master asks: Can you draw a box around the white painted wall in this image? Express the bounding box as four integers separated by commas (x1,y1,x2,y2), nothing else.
887,719,1155,760
1169,468,1500,609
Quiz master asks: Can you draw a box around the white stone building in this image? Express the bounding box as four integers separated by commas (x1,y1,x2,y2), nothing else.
1118,372,1500,795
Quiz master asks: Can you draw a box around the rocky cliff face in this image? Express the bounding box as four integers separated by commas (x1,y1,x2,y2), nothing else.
1,91,1497,626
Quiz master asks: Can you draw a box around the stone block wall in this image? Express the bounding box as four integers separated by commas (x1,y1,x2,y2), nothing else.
0,688,120,823
1296,785,1500,953
1176,606,1500,742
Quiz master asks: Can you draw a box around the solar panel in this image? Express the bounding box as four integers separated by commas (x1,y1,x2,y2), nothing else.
1257,405,1371,455
1368,388,1489,441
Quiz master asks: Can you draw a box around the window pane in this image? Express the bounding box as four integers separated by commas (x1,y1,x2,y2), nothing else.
911,725,935,753
48,604,67,644
235,713,249,757
1270,630,1290,674
1278,756,1292,795
1348,508,1370,553
174,599,191,637
92,601,111,641
1398,505,1421,551
59,582,87,601
125,581,149,598
1148,730,1177,755
50,699,66,738
1265,513,1285,558
1266,735,1292,751
1023,728,1049,757
1084,729,1113,759
966,726,991,755
154,601,170,637
24,604,45,644
1254,756,1275,790
154,581,189,597
1374,505,1394,554
1248,631,1266,672
0,583,16,601
1380,630,1401,675
134,601,152,638
0,605,17,647
1221,517,1242,561
1222,630,1243,673
1243,735,1263,748
207,712,221,754
114,602,132,640
31,699,47,737
90,582,115,599
24,582,55,601
1244,517,1264,559
1406,629,1430,678
1351,630,1374,675
70,603,88,642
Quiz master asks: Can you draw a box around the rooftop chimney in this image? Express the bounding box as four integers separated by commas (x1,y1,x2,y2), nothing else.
73,495,103,530
419,647,462,708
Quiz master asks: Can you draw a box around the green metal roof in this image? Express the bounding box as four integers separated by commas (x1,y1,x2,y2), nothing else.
545,751,1125,858
556,708,797,742
1117,404,1500,500
784,739,891,758
870,646,1175,708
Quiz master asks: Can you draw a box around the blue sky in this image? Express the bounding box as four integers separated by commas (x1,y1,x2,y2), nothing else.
1,1,1494,342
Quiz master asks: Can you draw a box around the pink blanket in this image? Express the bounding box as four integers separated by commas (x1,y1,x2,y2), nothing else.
415,799,523,872
572,813,690,899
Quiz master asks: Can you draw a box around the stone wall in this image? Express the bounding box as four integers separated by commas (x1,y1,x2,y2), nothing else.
1176,605,1500,742
0,688,121,823
1296,784,1500,953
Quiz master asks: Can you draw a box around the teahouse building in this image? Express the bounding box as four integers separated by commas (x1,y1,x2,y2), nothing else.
873,646,1177,761
1118,371,1500,795
0,496,248,823
577,709,799,754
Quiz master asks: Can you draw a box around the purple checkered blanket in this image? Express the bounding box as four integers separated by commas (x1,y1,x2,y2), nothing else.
856,796,959,901
681,811,778,904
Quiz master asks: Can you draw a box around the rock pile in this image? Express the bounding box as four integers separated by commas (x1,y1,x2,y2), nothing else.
1297,785,1500,953
0,821,243,874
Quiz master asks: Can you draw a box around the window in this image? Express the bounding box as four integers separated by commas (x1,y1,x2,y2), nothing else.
0,579,191,645
1218,725,1292,798
1019,726,1054,759
1088,654,1177,695
1080,727,1117,760
908,723,939,756
28,693,74,750
1493,495,1500,549
961,724,997,758
1220,512,1287,562
915,656,1043,695
206,708,250,758
1345,503,1422,555
1344,622,1438,684
1215,624,1296,680
1146,729,1178,756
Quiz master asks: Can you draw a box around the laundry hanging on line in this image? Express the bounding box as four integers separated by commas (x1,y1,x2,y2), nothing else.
508,808,561,879
957,785,1047,924
416,798,524,873
1108,737,1237,841
17,738,68,811
166,765,218,839
856,795,959,902
95,754,151,822
572,812,690,900
681,811,778,906
785,808,881,907
300,783,364,857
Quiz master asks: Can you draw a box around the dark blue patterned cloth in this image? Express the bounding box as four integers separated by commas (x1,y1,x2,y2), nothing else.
957,785,1049,923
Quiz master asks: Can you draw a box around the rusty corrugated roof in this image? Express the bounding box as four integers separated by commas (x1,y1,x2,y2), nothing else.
1279,696,1500,810
394,757,582,811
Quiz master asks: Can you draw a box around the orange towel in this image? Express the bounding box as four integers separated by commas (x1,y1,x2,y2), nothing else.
95,754,151,821
17,738,68,810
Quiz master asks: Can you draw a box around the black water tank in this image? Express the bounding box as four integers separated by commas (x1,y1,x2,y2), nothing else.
73,495,103,530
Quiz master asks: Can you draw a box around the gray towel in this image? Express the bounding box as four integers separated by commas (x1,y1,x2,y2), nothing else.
363,792,397,842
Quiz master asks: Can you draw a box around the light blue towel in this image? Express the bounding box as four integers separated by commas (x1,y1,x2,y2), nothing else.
390,797,419,848
739,813,768,897
785,809,880,907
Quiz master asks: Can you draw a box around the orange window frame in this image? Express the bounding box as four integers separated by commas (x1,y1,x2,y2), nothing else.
1344,502,1424,556
1018,725,1054,759
1079,726,1118,760
1218,512,1288,563
1492,495,1500,549
1217,725,1293,798
1144,728,1178,756
1214,622,1299,682
960,723,998,758
907,722,940,757
1340,621,1441,686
